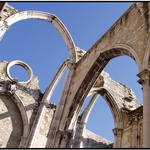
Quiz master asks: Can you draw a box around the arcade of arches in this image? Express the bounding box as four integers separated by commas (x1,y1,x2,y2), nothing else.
0,2,150,148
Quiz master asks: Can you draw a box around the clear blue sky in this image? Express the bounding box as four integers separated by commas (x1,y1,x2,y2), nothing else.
0,2,142,142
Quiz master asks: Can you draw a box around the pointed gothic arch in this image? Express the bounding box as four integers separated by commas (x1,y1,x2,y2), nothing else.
75,85,124,147
0,2,149,148
66,44,139,125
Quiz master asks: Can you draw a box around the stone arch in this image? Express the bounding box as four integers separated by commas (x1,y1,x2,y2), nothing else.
73,87,123,148
66,44,139,131
25,59,71,148
0,94,23,148
42,59,70,103
3,11,77,62
88,88,123,129
80,94,98,124
103,44,141,71
66,44,140,147
0,92,29,148
11,93,29,148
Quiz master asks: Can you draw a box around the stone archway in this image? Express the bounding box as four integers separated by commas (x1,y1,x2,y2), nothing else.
54,44,141,148
74,88,121,148
68,66,142,148
65,45,139,127
0,10,77,63
0,8,79,148
0,2,149,148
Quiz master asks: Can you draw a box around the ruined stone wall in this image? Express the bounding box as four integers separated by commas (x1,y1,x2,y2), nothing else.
0,95,22,148
93,71,143,148
0,60,57,148
0,52,144,149
71,71,143,148
0,2,146,148
121,106,143,148
94,71,141,111
67,2,148,110
0,60,42,148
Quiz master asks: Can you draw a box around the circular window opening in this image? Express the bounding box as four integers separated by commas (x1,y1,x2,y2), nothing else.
9,65,29,82
7,60,33,83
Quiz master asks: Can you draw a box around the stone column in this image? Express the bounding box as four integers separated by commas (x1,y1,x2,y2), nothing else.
19,136,28,148
112,128,123,148
53,130,63,148
137,69,150,148
59,130,71,148
132,116,138,148
72,121,87,148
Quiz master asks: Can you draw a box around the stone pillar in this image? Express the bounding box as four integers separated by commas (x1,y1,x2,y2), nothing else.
132,116,138,148
46,62,75,148
137,69,150,148
59,130,71,148
19,137,28,148
112,128,123,148
53,130,63,148
72,121,87,148
53,130,71,148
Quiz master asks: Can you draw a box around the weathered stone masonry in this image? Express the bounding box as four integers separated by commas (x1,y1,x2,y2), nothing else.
0,2,150,148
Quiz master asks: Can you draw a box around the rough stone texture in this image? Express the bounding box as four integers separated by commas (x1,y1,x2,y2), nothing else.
0,60,41,126
71,71,142,148
67,2,148,116
93,71,142,111
121,106,143,148
0,95,22,148
32,103,56,148
0,2,149,148
0,60,42,148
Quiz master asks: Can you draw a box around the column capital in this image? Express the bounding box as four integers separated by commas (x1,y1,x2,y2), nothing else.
57,129,72,136
137,69,150,85
112,128,123,136
66,60,76,70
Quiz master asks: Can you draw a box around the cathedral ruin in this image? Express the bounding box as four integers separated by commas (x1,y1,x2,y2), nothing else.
0,2,150,148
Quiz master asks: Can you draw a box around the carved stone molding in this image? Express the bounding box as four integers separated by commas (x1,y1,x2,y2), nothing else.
0,3,19,20
127,113,143,127
0,79,18,95
137,69,150,85
112,128,123,136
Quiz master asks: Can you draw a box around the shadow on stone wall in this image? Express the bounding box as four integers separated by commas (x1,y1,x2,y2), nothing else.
0,80,42,148
0,95,23,148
